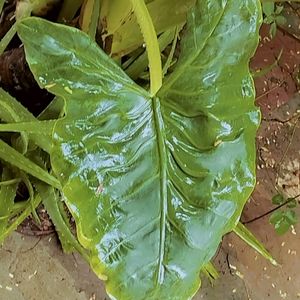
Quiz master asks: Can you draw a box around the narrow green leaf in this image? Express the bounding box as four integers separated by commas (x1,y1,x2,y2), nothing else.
162,26,180,77
0,194,42,244
0,178,22,186
35,181,89,259
0,87,29,154
270,22,277,38
0,120,56,135
0,23,17,55
0,0,5,14
80,0,101,39
201,262,219,283
0,168,18,238
38,97,64,120
20,172,40,224
0,140,60,189
234,222,278,266
0,88,53,153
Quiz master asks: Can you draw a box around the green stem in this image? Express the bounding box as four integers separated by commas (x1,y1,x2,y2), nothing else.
0,0,5,14
126,28,175,80
0,178,22,186
20,172,40,224
0,23,17,55
130,0,162,96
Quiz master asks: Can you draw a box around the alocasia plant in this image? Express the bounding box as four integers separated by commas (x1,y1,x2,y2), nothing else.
16,0,262,299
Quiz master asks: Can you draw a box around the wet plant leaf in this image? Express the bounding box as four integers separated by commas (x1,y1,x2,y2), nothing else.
18,0,262,298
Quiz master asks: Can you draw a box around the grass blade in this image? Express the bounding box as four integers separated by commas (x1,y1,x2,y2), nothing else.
234,222,278,266
0,168,18,239
0,194,42,244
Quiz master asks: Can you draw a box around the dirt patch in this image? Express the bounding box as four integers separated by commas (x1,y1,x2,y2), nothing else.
0,233,107,300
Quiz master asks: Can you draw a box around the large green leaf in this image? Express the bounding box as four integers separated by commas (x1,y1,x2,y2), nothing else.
18,0,262,299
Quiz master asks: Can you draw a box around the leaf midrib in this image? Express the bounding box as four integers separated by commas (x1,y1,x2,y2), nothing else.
152,97,168,285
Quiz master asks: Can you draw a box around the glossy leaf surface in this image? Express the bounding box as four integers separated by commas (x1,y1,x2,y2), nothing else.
18,0,261,299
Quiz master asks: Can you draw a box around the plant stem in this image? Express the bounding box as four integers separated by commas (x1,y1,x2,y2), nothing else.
0,23,16,55
0,0,5,14
130,0,162,96
243,194,300,224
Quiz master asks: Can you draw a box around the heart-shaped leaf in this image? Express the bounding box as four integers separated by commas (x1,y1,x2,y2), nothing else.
18,0,261,299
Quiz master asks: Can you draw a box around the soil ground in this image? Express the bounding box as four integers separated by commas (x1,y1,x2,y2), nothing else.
0,26,300,300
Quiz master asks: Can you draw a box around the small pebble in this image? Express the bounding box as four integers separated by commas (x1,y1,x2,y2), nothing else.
236,271,244,279
28,270,38,280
